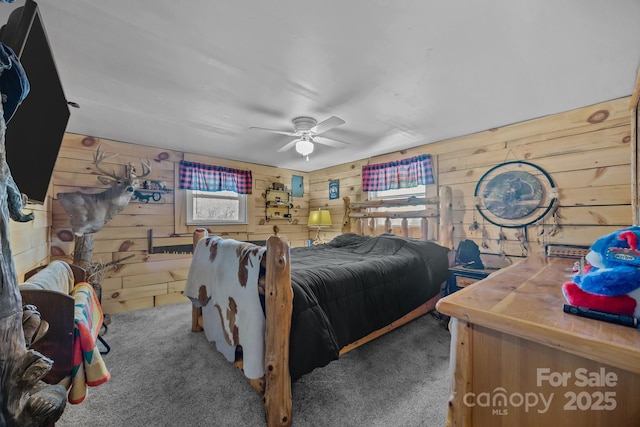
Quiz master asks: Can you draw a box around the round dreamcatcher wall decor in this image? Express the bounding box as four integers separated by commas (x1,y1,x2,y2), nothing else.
474,160,557,228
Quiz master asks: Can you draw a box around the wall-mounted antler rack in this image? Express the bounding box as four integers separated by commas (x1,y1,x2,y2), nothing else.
147,229,193,254
148,229,268,254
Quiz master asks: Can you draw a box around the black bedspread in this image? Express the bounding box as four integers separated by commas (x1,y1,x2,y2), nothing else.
287,233,451,380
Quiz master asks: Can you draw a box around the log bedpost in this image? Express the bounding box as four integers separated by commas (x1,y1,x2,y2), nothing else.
191,228,208,332
264,235,293,427
342,196,351,233
439,185,454,249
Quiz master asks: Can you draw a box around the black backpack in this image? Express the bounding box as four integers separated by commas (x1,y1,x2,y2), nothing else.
455,240,484,269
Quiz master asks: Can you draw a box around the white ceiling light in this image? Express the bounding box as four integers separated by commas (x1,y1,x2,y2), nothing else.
295,135,314,159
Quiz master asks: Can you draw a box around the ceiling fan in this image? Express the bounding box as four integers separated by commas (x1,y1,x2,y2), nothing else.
250,116,349,160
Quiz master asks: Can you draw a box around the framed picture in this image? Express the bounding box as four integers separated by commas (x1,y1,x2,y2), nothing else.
474,161,557,228
291,175,303,197
329,180,339,200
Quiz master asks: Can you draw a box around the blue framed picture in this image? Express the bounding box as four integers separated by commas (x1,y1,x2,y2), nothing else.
329,180,339,200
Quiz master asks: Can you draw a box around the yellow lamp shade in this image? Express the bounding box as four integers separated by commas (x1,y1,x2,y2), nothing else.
308,209,332,227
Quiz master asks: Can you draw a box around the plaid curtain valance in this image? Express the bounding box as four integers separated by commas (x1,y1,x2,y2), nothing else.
362,154,434,191
179,160,253,194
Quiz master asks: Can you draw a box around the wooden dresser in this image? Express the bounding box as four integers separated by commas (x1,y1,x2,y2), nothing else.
436,255,640,426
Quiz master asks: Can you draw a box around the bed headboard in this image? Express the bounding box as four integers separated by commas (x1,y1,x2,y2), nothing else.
342,185,453,249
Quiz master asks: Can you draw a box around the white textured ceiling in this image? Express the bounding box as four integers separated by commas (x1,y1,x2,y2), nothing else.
1,0,639,172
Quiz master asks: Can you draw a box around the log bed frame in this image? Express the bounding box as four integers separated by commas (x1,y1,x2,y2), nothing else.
190,185,453,427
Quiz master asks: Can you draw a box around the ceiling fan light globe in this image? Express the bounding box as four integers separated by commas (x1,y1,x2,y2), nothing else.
295,139,314,157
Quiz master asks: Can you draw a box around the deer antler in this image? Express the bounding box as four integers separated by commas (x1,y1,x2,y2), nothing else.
93,145,152,180
132,158,152,179
93,144,124,180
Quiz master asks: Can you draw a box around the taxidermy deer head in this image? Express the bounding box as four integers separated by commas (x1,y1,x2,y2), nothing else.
57,145,151,236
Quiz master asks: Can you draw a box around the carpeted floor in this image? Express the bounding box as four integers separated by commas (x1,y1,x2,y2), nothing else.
58,301,451,427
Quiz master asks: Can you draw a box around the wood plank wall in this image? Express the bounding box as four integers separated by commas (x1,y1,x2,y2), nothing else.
13,96,633,314
11,199,50,279
309,97,633,257
631,65,640,224
48,135,310,314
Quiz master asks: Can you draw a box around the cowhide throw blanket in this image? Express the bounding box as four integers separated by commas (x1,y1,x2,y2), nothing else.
184,236,266,379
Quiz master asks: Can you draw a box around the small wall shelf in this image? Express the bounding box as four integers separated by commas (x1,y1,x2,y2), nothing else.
133,189,171,203
133,180,172,203
265,187,292,222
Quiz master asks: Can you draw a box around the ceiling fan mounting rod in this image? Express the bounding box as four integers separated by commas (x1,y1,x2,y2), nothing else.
292,116,317,134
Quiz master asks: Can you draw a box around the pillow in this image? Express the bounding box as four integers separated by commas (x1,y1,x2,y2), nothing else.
352,234,407,255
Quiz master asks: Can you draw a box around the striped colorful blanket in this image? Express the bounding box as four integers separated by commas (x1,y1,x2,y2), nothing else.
69,282,110,404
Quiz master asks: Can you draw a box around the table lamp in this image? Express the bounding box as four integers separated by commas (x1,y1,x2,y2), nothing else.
308,209,332,245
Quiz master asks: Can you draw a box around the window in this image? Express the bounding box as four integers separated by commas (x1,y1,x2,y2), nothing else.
186,189,247,225
361,154,436,238
370,185,427,226
371,185,427,200
179,160,252,225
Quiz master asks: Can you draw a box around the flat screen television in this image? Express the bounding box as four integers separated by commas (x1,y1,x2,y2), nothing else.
0,0,70,204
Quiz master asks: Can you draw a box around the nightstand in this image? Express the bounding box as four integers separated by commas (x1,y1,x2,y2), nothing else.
445,265,501,296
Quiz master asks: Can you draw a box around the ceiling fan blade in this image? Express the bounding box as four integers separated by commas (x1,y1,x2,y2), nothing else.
277,138,300,152
249,126,297,136
314,136,349,149
310,116,345,135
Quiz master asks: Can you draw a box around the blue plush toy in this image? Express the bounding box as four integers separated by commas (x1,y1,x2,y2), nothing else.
574,226,640,296
563,226,640,317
